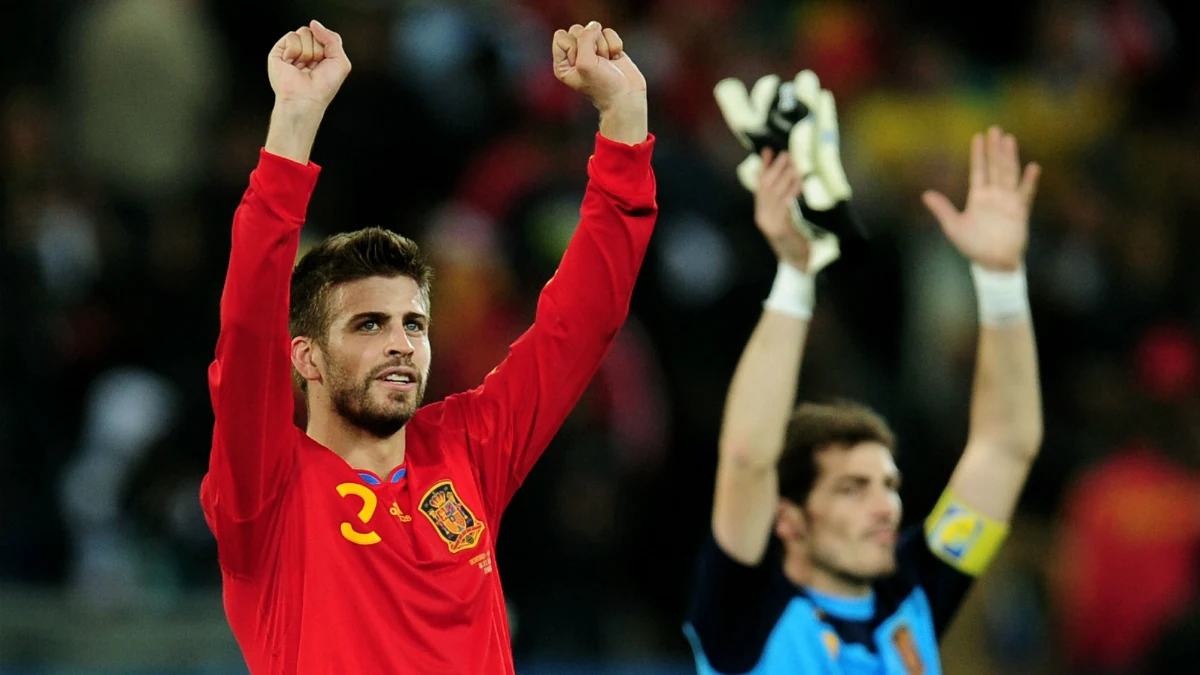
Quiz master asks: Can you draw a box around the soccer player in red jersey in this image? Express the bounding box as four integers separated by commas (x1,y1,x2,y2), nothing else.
199,19,655,675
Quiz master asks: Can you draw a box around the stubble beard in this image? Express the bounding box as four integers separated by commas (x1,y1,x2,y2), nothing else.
327,358,427,438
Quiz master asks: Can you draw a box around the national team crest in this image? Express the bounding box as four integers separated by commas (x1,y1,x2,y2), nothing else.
891,624,926,675
419,480,486,553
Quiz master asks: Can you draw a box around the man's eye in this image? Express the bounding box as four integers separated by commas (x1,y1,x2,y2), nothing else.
361,321,379,331
405,321,422,332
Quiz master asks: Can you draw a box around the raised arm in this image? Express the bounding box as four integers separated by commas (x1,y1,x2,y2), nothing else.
710,69,853,568
922,126,1043,531
202,22,350,535
711,150,824,567
458,23,656,514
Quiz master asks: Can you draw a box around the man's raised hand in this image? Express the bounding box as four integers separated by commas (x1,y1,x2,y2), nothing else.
553,22,647,144
264,21,351,165
754,150,812,272
922,127,1041,272
268,20,352,109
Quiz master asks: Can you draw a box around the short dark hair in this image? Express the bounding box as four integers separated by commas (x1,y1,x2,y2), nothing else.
289,227,433,387
777,400,897,506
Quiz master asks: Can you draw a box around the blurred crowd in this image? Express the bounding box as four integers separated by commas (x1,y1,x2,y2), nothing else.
2,0,1199,672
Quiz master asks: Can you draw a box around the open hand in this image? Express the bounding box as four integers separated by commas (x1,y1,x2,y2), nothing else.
922,126,1040,271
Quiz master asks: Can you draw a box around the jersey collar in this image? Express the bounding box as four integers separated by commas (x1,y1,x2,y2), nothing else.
803,586,876,621
355,465,408,485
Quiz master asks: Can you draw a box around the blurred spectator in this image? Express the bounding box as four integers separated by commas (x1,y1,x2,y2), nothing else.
1051,325,1200,675
1052,437,1200,674
62,0,229,212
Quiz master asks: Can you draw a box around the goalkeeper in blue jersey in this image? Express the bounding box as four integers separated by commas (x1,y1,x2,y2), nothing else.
684,70,1044,675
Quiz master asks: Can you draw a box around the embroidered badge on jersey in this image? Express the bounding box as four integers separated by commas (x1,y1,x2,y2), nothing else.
419,480,486,553
891,624,926,675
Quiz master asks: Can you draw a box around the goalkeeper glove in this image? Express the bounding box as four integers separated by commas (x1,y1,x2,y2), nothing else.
714,69,864,272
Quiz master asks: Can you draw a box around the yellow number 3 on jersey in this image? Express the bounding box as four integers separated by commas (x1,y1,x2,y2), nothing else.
337,483,382,545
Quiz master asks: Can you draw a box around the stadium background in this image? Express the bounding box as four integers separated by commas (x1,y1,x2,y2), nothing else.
2,0,1199,673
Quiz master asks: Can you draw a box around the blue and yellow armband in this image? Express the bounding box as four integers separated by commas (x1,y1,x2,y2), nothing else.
923,490,1009,577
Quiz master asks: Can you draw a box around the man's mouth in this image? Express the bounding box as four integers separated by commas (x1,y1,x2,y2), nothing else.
376,367,418,392
867,529,897,546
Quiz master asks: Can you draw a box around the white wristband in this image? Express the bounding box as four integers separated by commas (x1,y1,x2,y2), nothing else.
763,261,815,320
970,263,1030,326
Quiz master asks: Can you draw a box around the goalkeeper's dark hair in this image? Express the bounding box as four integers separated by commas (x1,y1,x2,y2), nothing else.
290,227,433,378
777,400,897,505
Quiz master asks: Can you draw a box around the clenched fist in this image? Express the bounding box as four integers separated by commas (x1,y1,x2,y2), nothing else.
268,20,352,109
553,22,647,144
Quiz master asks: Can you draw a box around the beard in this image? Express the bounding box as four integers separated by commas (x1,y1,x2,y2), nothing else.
811,556,881,587
809,541,897,586
326,356,427,438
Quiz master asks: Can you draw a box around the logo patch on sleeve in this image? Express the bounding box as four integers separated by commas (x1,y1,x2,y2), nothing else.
923,489,1009,576
419,480,486,553
927,503,983,562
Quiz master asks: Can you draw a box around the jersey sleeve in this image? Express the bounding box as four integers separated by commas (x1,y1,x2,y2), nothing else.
893,526,971,637
895,485,1010,638
684,535,788,675
200,149,320,575
456,133,657,516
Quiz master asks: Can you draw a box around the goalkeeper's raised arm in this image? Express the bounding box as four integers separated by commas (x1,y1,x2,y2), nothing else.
709,72,849,568
711,147,825,567
923,126,1044,543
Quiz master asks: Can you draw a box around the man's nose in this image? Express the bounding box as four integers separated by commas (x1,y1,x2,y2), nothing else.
871,487,900,522
386,329,415,357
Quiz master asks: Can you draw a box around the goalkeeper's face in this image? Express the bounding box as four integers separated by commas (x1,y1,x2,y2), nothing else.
318,275,432,437
783,442,902,585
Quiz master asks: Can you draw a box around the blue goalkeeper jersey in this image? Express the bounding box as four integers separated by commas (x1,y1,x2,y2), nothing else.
683,525,974,675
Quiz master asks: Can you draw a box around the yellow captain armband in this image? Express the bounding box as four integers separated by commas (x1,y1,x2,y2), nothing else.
923,489,1009,577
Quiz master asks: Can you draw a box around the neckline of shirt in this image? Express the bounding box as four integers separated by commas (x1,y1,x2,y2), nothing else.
356,465,408,485
802,586,876,621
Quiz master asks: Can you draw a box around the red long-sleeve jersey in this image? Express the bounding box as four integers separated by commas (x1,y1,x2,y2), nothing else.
200,133,657,675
